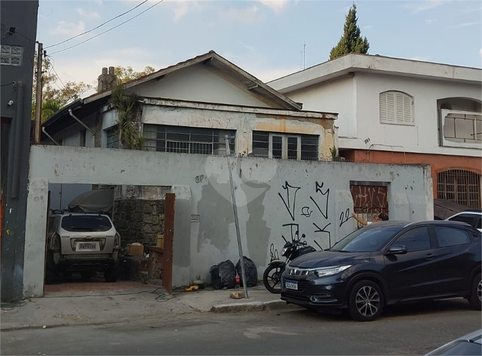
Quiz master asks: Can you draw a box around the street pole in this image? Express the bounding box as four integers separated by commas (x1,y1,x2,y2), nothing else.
225,135,248,298
34,42,43,143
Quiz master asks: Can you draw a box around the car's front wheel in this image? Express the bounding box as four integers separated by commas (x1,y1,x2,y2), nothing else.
348,280,384,321
468,273,481,310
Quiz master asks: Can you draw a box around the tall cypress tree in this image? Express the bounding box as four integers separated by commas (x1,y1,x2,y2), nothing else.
329,4,369,60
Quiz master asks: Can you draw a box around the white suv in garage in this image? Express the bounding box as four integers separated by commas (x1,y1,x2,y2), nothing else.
45,213,121,283
445,210,482,232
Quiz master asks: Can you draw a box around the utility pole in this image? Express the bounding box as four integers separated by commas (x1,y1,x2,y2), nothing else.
34,42,43,143
225,135,248,298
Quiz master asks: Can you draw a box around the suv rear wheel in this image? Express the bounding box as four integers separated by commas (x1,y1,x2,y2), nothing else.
104,262,119,282
81,271,95,281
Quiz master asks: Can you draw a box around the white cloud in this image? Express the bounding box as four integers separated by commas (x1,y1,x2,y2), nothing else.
173,2,189,21
425,19,436,25
402,0,451,12
76,8,100,19
479,48,482,58
255,0,289,12
165,0,202,21
50,21,86,37
449,21,481,28
220,6,263,25
51,47,162,89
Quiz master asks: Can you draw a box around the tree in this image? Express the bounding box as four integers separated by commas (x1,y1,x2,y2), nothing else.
329,4,369,60
114,65,155,84
110,85,144,150
32,54,156,122
32,54,92,122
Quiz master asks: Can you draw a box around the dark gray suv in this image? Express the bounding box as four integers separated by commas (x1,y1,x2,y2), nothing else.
281,220,481,321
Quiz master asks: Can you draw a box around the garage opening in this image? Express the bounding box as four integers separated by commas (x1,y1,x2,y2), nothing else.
44,183,174,295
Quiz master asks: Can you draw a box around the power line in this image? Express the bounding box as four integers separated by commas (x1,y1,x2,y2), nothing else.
44,0,149,49
45,55,66,88
49,0,164,56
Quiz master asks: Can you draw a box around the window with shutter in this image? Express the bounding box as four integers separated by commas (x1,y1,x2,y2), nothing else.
379,91,414,125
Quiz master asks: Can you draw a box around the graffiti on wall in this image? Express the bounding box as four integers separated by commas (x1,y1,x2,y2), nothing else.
350,185,388,214
278,180,352,249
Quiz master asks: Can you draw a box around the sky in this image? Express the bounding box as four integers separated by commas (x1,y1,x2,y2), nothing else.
36,0,482,95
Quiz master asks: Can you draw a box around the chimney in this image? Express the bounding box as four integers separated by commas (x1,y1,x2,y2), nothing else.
97,66,117,92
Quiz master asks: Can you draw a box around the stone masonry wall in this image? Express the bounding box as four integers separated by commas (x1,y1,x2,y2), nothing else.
113,199,165,247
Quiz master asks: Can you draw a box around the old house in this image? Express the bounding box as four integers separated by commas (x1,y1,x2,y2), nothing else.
269,54,482,218
21,51,434,297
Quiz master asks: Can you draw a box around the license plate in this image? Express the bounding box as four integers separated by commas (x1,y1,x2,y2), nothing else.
78,242,98,251
285,280,298,290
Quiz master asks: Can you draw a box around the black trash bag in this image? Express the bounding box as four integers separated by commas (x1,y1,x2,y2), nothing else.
236,256,258,287
209,260,236,289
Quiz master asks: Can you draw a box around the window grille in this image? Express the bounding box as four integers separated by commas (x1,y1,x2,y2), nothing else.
443,111,482,144
252,131,318,160
437,169,481,209
143,124,235,155
379,91,414,125
1,45,23,66
105,127,119,148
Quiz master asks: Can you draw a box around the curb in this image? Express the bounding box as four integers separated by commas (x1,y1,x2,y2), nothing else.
210,300,287,313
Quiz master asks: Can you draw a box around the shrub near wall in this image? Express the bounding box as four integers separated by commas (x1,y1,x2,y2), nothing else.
113,199,165,248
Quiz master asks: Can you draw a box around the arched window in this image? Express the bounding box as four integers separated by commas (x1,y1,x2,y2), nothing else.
437,169,481,209
379,91,414,125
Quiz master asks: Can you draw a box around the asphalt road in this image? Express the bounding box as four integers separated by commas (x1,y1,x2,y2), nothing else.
2,298,481,355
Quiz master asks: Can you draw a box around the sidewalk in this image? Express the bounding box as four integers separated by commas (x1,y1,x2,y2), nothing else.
0,282,288,331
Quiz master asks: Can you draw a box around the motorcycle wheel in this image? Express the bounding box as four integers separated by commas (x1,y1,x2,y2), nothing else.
263,263,284,294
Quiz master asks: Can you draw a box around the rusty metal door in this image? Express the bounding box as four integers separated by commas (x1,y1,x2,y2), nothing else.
162,193,175,293
350,183,388,221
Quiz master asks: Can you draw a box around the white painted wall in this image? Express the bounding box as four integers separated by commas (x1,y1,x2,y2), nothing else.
273,71,481,157
24,145,433,298
142,105,331,159
282,76,356,138
130,65,273,108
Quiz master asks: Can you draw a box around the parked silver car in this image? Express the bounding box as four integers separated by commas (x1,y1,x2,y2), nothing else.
45,213,120,283
445,210,482,233
425,329,482,355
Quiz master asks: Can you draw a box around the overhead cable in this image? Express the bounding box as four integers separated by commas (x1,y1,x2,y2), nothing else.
44,0,149,49
49,0,164,55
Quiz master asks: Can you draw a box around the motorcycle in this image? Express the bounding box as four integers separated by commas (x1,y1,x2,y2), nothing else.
263,234,319,294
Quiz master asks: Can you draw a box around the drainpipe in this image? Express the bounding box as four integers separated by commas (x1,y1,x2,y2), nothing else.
68,109,96,139
41,127,60,146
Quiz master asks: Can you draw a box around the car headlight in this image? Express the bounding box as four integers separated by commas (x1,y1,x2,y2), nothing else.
315,265,351,277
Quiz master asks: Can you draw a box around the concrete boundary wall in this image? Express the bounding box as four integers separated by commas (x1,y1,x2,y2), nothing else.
24,145,433,297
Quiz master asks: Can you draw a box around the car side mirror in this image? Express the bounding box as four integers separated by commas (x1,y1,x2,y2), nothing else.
386,245,407,255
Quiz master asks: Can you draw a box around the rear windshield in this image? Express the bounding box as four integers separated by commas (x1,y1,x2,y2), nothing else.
61,215,112,232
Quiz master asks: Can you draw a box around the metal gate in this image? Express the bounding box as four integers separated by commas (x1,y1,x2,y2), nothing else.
437,169,481,209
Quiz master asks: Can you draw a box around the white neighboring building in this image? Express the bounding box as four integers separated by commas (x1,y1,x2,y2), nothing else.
269,54,482,215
